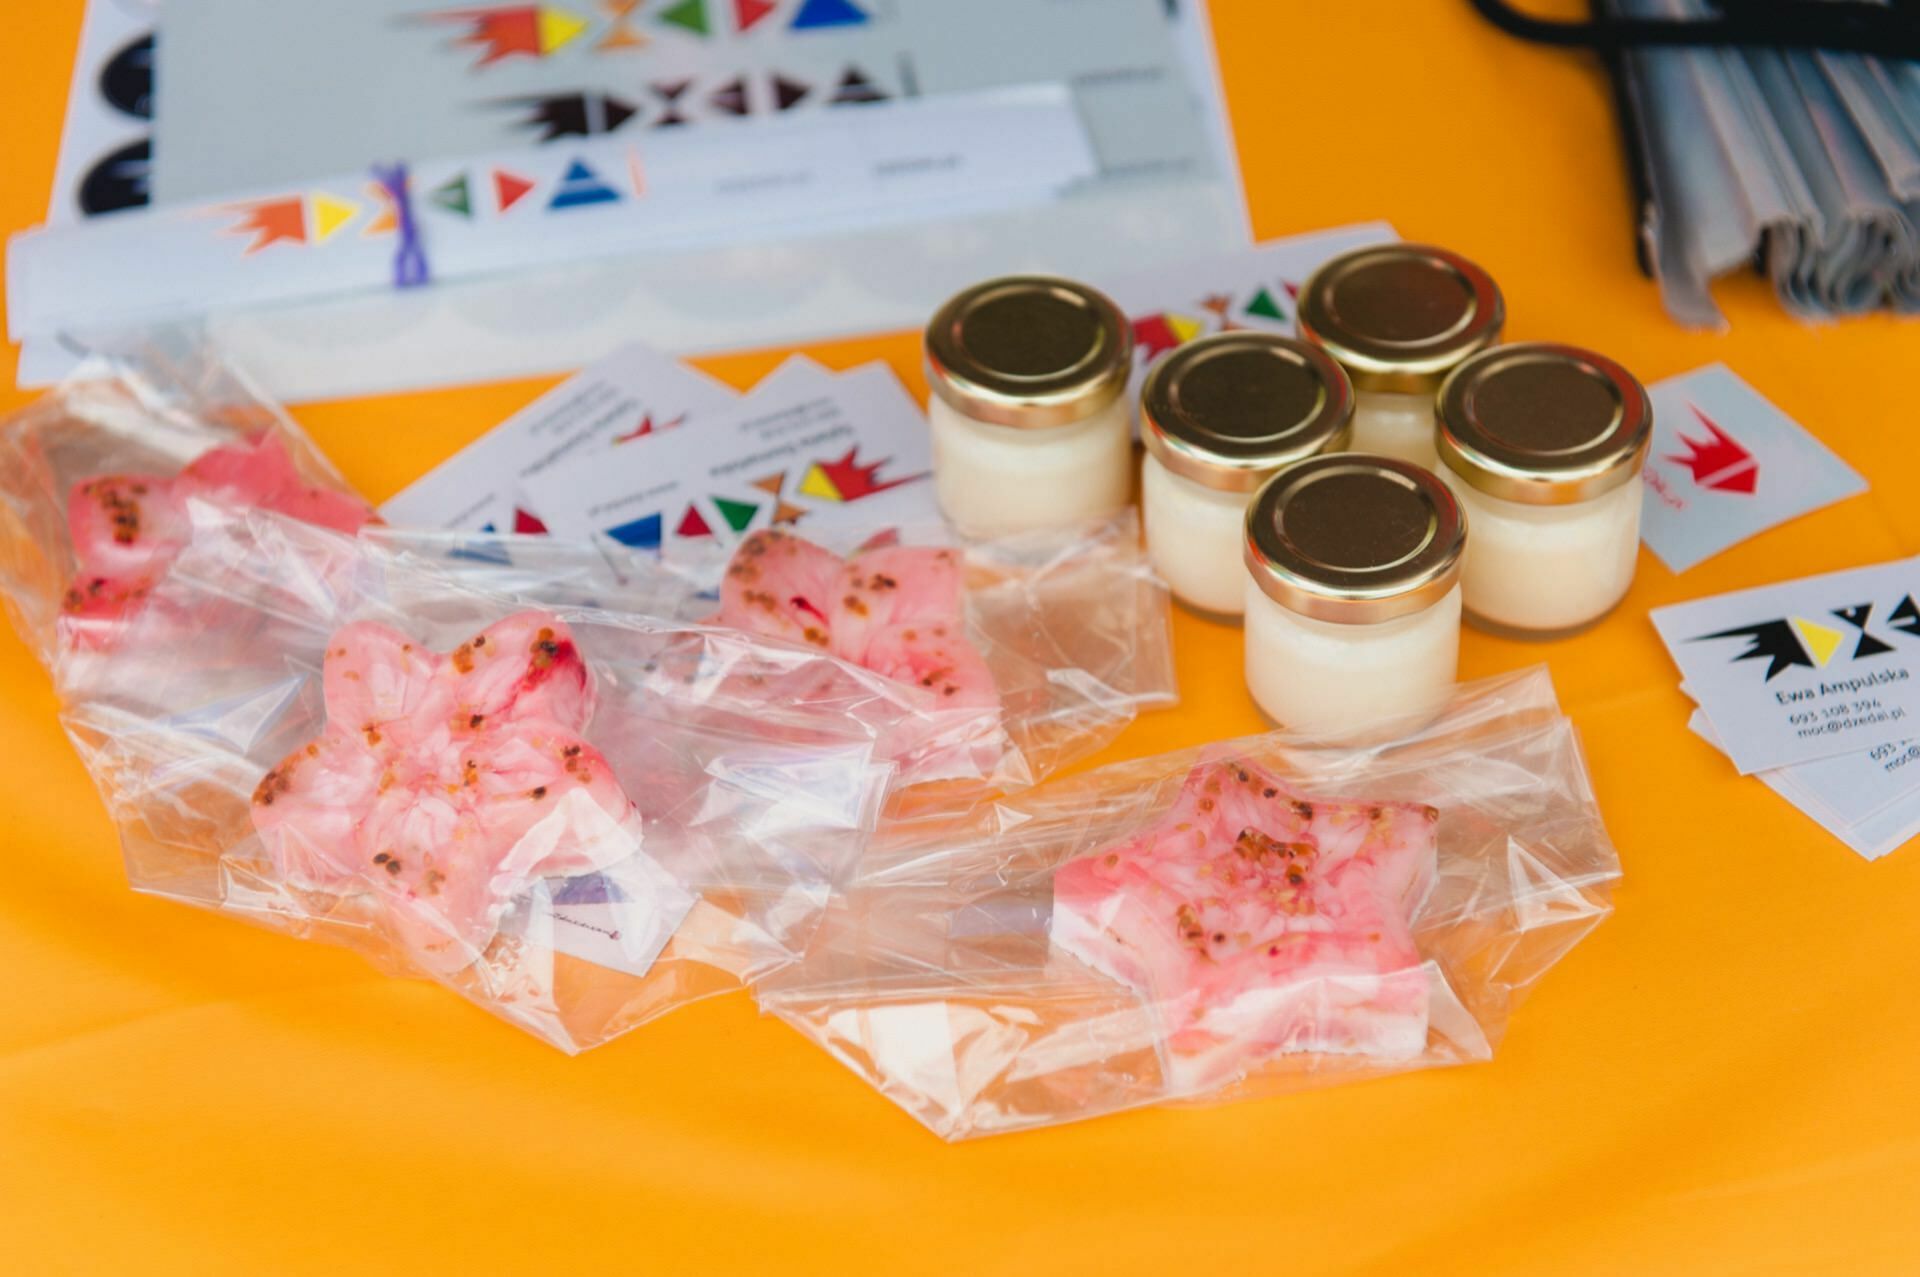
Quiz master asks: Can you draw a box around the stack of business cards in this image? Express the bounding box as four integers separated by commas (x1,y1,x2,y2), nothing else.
1653,559,1920,860
383,344,937,552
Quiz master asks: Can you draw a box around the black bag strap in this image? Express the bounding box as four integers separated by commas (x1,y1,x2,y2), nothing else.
1467,0,1920,59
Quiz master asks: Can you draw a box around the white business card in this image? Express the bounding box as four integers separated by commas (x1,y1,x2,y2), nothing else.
381,342,738,533
1639,364,1866,573
521,358,936,552
1652,557,1920,773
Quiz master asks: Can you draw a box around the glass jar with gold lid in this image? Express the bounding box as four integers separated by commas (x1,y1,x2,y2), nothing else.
1242,454,1467,739
923,275,1133,535
1297,243,1505,470
1140,332,1353,618
1435,342,1651,637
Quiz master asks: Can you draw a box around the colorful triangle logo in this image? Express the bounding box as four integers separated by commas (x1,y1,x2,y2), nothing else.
676,504,713,538
605,512,662,549
799,463,841,501
548,158,620,209
1790,616,1844,667
363,182,398,236
713,495,759,532
538,6,592,52
595,0,648,49
772,500,807,526
792,0,868,29
750,471,786,496
1245,286,1287,323
735,0,778,31
512,507,549,535
429,173,472,218
658,0,712,35
495,168,536,212
309,193,359,243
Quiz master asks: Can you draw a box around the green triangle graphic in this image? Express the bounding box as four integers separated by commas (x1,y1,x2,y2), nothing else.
1245,286,1286,322
713,495,759,532
430,173,472,218
658,0,712,35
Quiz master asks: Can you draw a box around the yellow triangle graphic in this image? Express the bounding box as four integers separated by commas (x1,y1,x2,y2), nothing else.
310,193,359,243
798,463,842,502
1168,312,1205,343
538,6,592,53
1790,616,1844,667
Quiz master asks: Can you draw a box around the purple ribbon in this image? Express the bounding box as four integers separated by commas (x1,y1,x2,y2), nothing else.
372,163,430,289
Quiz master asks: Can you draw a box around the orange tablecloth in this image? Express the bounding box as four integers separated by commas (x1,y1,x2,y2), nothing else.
5,3,1919,1271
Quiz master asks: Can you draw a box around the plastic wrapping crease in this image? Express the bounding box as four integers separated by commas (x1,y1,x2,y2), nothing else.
50,508,912,1051
0,348,1182,1054
642,514,1179,802
758,668,1621,1139
0,342,374,673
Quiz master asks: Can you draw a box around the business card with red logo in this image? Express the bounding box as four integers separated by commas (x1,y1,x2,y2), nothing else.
1652,558,1920,773
1639,363,1866,573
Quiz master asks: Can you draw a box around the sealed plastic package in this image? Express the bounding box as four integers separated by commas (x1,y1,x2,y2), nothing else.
0,348,376,669
759,669,1620,1138
46,509,909,1051
655,514,1178,797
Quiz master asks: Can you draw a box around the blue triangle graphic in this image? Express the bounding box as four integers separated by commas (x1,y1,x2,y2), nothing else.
549,159,621,210
791,0,868,29
605,512,662,549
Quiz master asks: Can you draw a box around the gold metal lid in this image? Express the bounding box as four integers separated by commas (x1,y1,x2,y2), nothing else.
1296,243,1505,393
923,275,1132,429
1436,342,1652,506
1140,333,1354,493
1244,454,1466,624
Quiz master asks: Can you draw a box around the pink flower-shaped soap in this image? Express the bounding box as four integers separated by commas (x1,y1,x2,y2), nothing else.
1052,757,1439,1093
718,530,998,711
62,432,376,647
251,611,638,971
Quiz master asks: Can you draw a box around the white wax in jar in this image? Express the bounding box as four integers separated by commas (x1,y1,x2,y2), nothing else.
929,395,1132,536
1242,581,1461,741
1349,389,1440,470
1141,452,1252,617
1440,472,1642,634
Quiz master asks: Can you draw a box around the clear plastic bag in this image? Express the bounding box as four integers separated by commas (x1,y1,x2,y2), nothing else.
758,669,1621,1139
0,346,376,672
52,507,909,1052
650,515,1178,799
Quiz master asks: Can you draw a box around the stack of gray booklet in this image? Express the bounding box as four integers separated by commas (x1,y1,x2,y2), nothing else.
1618,0,1920,325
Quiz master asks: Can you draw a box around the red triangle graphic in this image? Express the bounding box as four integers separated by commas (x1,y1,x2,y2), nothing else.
1707,463,1759,494
736,0,778,31
495,169,536,212
676,503,714,537
513,507,549,535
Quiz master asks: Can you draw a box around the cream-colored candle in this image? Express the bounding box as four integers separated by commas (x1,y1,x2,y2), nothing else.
1435,343,1652,637
1140,333,1353,618
924,276,1133,536
1297,243,1506,469
1242,455,1467,740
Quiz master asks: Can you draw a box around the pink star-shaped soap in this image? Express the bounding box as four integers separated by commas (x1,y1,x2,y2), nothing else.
61,432,376,649
715,531,1004,783
1051,756,1439,1093
250,611,637,971
718,530,998,709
